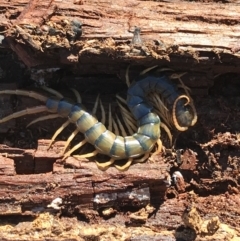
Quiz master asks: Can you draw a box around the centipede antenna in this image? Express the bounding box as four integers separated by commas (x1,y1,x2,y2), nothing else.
125,65,131,87
48,119,71,150
70,88,82,103
99,99,105,125
63,139,87,160
112,118,120,135
73,150,98,158
171,74,198,127
62,128,80,154
172,95,189,131
114,158,133,171
108,104,113,132
160,122,173,146
139,65,158,76
0,106,48,123
116,114,127,136
0,90,48,102
95,158,115,171
27,114,60,127
190,102,198,126
92,94,100,115
41,86,64,98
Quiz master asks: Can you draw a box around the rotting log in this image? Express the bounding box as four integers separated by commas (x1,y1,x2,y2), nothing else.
1,0,240,85
0,1,240,240
0,140,170,214
0,141,240,240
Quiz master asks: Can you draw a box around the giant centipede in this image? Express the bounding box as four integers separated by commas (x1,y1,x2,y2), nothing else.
0,67,197,171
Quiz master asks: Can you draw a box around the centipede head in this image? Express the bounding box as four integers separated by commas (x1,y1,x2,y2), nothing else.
175,99,195,127
172,95,198,132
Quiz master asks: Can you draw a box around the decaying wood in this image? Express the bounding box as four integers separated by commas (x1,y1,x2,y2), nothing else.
1,0,240,240
0,140,170,213
1,0,240,82
0,140,240,240
0,54,240,240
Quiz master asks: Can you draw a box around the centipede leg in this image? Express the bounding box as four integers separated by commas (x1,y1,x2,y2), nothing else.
119,111,136,134
115,114,127,136
133,153,150,164
160,122,172,147
46,89,82,151
125,65,131,87
95,158,115,171
170,73,188,91
91,103,117,171
149,93,171,125
150,139,163,157
63,95,100,158
48,120,71,150
116,95,138,129
63,139,87,160
41,86,64,98
61,128,79,154
73,150,98,159
70,88,82,103
92,94,100,116
116,99,137,133
108,104,112,132
139,65,158,76
99,99,106,124
114,158,133,172
156,139,163,154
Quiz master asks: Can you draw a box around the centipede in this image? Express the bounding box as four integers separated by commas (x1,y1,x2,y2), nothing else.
0,66,197,171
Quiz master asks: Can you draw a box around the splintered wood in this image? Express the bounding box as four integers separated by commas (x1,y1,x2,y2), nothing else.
0,0,239,78
0,140,170,213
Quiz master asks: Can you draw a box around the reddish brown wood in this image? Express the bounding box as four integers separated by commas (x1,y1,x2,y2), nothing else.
0,0,240,81
0,1,240,240
0,141,170,214
0,155,15,176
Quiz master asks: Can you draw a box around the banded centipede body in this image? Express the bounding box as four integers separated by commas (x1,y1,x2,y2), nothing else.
0,67,197,171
